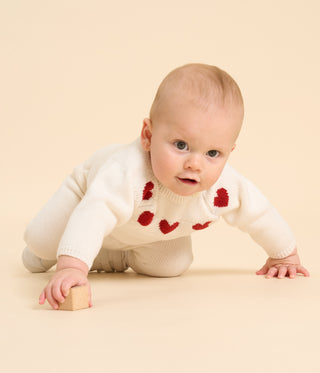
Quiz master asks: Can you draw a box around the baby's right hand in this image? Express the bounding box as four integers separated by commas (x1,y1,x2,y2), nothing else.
39,268,92,310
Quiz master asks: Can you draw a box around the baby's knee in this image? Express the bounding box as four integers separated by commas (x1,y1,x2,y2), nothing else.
153,250,193,277
24,221,58,260
128,237,193,278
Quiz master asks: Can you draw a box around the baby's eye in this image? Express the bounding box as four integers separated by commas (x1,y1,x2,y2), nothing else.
207,150,220,158
174,141,189,151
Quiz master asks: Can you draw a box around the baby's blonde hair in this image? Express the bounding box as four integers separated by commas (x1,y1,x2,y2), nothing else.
149,63,244,121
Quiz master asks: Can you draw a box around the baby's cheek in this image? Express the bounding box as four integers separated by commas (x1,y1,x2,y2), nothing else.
151,154,168,181
203,169,222,188
156,155,176,183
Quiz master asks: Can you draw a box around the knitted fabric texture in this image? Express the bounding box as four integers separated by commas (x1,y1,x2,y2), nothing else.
57,139,296,268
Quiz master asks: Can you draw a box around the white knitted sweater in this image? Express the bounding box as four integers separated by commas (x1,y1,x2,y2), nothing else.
57,139,296,268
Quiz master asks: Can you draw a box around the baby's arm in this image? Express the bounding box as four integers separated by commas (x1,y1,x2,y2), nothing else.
256,248,310,279
220,167,310,279
39,255,92,309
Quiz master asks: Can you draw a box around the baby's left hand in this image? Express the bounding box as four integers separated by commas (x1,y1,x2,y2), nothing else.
256,248,310,279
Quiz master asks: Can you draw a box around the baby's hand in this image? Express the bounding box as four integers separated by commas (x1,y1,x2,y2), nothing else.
39,255,92,309
256,248,310,279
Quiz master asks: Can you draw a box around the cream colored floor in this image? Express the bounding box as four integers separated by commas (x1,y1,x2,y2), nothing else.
2,2,320,372
2,217,319,373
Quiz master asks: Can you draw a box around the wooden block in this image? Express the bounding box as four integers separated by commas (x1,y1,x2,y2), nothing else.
58,285,89,311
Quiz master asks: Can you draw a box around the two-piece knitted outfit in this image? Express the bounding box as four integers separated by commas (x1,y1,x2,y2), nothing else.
24,139,296,277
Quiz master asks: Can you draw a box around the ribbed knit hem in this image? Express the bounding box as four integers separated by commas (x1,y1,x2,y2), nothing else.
157,183,201,204
57,246,93,269
269,240,297,259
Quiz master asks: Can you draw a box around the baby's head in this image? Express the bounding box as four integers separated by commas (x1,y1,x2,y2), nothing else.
141,63,244,196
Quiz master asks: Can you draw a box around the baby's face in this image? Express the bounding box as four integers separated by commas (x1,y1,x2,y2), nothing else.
141,95,243,196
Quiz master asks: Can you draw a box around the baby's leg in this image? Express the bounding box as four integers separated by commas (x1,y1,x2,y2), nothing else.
91,248,129,273
23,170,86,270
127,236,193,277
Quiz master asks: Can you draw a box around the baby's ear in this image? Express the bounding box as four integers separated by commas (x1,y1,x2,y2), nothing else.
141,118,152,151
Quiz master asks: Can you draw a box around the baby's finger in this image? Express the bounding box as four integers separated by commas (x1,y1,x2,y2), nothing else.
266,267,278,279
51,282,66,306
61,282,71,298
256,264,268,275
39,290,46,305
288,267,296,279
296,265,310,277
88,284,93,308
277,266,288,279
45,286,60,310
60,278,78,298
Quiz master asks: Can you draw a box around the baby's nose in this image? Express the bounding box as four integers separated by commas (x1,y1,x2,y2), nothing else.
184,154,201,171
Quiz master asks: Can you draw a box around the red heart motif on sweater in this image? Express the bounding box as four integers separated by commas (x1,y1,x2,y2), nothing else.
214,188,229,207
159,219,179,234
192,221,212,230
138,211,154,226
142,181,154,200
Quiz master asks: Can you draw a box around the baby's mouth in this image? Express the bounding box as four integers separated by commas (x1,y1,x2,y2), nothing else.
177,177,199,185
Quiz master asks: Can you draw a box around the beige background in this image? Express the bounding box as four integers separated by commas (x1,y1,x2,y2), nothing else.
1,1,319,372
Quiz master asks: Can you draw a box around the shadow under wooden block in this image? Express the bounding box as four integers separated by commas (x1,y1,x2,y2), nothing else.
58,285,89,311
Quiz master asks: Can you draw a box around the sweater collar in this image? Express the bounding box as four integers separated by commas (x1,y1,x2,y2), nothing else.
157,182,201,204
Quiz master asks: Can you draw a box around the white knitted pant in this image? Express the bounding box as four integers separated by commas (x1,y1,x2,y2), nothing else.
90,237,192,277
24,172,193,278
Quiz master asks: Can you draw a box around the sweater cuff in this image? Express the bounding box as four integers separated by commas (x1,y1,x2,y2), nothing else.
241,206,297,259
57,246,94,269
267,240,297,259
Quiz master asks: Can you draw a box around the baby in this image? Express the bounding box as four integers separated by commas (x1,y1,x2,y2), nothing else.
23,63,309,310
